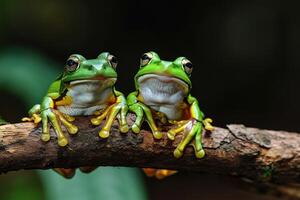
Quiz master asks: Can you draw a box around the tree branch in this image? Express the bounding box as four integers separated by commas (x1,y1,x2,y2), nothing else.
0,114,299,185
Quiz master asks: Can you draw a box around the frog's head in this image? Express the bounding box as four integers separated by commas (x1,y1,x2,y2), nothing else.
61,52,118,87
135,51,193,96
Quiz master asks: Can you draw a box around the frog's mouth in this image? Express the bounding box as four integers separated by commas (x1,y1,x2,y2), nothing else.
137,74,189,102
68,77,117,86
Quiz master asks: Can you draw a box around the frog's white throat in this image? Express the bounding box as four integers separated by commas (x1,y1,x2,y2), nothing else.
57,78,116,116
138,74,189,120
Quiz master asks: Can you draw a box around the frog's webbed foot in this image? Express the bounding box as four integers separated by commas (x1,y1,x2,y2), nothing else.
143,168,177,179
41,109,78,146
91,97,129,138
31,109,77,146
23,104,78,146
129,102,162,139
79,166,97,173
53,166,98,179
167,120,189,140
117,102,129,133
53,168,76,179
129,103,143,134
168,119,205,158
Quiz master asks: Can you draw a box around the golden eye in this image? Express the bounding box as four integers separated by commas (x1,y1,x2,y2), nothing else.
182,58,193,75
65,57,80,72
108,54,118,69
140,52,153,67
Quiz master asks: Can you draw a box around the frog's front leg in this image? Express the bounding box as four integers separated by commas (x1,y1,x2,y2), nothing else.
24,96,78,146
127,92,162,139
43,97,79,146
91,91,129,138
167,95,214,158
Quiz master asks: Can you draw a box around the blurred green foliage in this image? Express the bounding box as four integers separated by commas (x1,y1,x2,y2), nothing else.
0,116,8,125
0,47,58,107
0,47,147,200
41,168,147,200
0,172,43,200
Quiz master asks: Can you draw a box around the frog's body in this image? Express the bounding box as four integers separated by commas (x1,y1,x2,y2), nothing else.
128,52,213,159
23,52,128,178
137,73,189,120
57,79,116,116
23,52,128,147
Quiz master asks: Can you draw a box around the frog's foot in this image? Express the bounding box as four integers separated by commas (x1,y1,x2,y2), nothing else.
92,101,128,139
203,118,214,131
194,148,205,158
79,166,97,173
117,103,129,133
22,113,42,125
173,148,183,158
131,122,141,133
53,168,76,179
143,168,177,179
167,120,189,141
129,102,162,139
129,104,143,134
41,109,78,146
171,120,204,159
54,111,78,134
91,105,113,126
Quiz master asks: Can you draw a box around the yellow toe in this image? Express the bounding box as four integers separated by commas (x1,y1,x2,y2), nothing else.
167,132,175,140
91,118,102,125
68,126,78,134
58,138,68,146
99,130,109,138
153,131,162,139
41,133,50,142
195,149,205,158
131,124,140,133
174,149,183,158
120,125,129,133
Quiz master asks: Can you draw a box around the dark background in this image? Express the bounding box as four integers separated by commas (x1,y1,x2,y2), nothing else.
0,0,298,199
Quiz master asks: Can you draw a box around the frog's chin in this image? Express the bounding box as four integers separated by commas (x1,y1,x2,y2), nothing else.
137,74,189,106
138,74,189,93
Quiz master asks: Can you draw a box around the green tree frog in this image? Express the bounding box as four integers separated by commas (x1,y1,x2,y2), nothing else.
127,52,213,159
23,52,128,147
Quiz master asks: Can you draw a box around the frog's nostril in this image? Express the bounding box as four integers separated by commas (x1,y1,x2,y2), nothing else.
88,65,94,71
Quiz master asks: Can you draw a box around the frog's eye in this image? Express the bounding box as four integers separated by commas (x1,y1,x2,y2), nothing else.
140,52,153,67
182,58,193,75
65,57,80,72
108,54,118,69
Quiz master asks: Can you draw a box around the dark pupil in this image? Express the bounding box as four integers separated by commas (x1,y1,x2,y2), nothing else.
67,59,76,67
185,62,193,69
141,54,150,61
110,56,118,64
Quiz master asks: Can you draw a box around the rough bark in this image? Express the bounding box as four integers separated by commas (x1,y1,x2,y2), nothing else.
0,114,299,185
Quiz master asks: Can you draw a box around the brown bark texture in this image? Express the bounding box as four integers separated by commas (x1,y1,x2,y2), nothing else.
0,114,299,185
